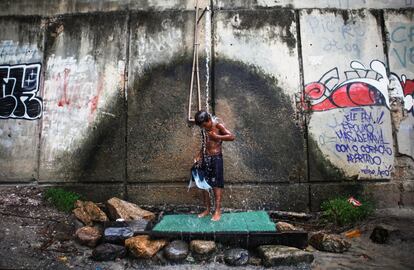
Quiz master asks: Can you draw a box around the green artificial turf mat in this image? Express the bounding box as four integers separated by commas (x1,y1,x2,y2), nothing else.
152,211,276,232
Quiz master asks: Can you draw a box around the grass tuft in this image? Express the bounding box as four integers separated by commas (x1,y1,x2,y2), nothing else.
321,197,374,226
44,187,81,212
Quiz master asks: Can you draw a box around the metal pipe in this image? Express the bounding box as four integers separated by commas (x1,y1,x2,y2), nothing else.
188,0,199,122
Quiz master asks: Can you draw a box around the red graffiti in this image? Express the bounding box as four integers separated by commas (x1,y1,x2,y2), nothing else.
57,68,71,107
90,79,103,115
303,82,383,111
401,78,414,96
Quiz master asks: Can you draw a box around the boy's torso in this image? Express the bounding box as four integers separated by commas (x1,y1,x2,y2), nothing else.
205,124,223,156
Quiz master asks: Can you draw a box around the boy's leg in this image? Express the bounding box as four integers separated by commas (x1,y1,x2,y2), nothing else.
211,187,222,221
198,190,211,217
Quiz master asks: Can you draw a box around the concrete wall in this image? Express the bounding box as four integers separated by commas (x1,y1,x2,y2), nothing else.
0,0,413,211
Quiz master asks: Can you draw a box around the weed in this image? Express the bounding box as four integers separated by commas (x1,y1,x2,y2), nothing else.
321,197,374,226
44,187,81,212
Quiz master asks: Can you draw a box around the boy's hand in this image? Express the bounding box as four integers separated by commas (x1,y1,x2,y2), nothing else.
207,130,221,141
194,152,202,164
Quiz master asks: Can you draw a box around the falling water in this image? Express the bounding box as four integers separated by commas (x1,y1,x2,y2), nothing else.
204,6,211,112
202,7,212,200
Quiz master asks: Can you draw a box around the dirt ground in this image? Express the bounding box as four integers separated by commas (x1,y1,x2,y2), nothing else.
0,185,413,270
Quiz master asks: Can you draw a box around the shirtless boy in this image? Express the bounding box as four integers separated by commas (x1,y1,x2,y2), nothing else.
194,110,235,221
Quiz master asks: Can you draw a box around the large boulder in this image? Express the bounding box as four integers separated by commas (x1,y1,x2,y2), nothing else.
309,232,351,253
106,197,155,221
257,245,314,267
190,240,216,255
92,243,127,261
163,240,189,261
125,235,167,258
224,248,249,266
75,226,102,247
73,200,108,226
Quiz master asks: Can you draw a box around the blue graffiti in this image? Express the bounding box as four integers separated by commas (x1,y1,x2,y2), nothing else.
360,165,392,177
332,108,392,170
390,24,414,68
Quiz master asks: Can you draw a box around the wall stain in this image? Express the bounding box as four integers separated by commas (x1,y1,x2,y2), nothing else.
223,9,297,51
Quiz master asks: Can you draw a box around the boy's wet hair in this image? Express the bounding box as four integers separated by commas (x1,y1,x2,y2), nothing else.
194,110,211,126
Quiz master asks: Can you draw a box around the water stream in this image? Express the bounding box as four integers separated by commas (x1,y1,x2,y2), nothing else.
204,6,211,112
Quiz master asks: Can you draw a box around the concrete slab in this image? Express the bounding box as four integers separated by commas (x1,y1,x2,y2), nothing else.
39,13,127,182
385,10,414,159
301,10,394,180
127,10,208,183
0,17,44,182
214,9,306,183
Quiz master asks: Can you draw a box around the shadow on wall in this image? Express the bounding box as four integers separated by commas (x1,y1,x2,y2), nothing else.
214,58,306,183
51,57,311,191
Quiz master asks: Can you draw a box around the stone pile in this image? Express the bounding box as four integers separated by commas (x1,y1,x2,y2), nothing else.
73,197,157,261
72,200,318,267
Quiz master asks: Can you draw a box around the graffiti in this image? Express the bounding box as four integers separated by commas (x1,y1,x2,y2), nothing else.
0,63,42,120
323,0,414,9
306,16,365,58
303,60,390,111
0,40,40,63
303,60,414,114
329,107,393,177
389,72,414,114
135,26,183,75
389,24,414,68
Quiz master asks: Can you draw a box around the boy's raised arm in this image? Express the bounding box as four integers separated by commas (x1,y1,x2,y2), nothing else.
215,123,235,141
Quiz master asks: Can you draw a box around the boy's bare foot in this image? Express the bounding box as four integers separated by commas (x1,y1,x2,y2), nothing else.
198,210,210,218
211,211,221,221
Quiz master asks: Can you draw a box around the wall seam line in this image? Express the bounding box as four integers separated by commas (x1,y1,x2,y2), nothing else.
294,9,310,211
36,17,50,185
123,11,131,201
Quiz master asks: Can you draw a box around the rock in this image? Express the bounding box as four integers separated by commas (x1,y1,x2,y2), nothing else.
268,210,313,220
185,254,196,263
257,245,314,267
73,200,108,225
224,248,249,266
163,240,189,261
75,226,102,247
104,219,149,231
309,232,351,253
248,256,262,266
190,240,216,255
106,197,155,221
276,221,297,231
154,249,168,265
103,227,134,244
92,243,126,261
370,224,401,244
103,220,129,228
73,208,92,226
125,235,168,258
71,214,85,231
126,219,150,234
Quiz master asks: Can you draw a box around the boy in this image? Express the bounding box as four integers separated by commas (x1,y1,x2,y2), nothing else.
193,110,235,221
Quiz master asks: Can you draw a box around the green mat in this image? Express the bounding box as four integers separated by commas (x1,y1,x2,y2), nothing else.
152,211,276,232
